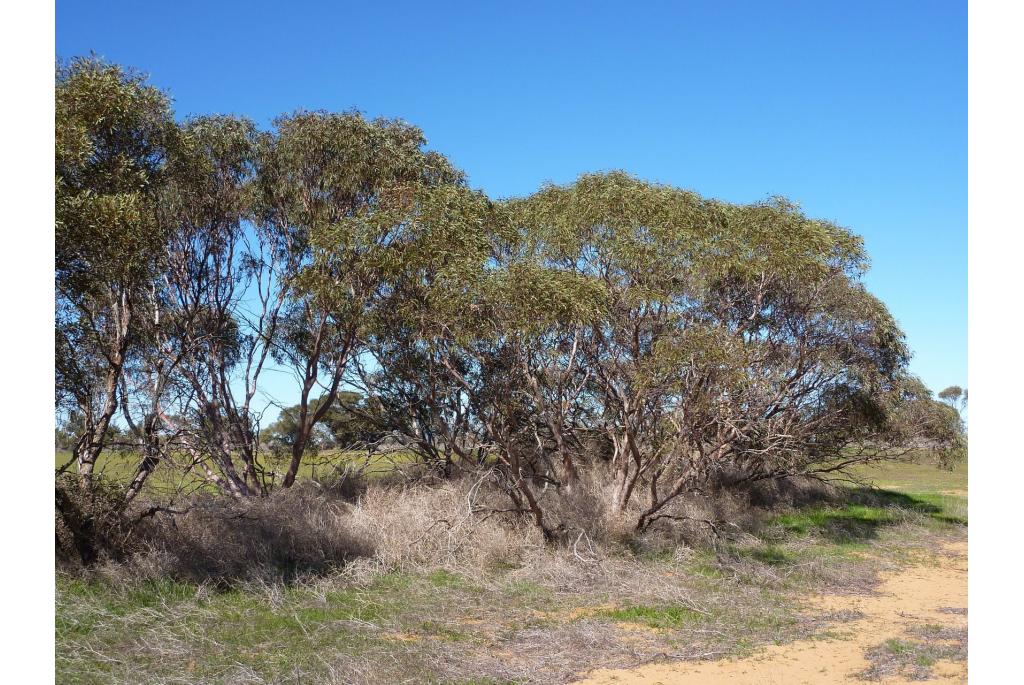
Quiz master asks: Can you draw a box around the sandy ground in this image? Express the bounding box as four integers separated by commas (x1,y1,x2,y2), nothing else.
573,540,967,685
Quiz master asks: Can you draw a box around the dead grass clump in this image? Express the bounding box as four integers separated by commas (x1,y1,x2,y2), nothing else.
55,455,969,685
346,474,544,575
534,464,640,545
127,483,373,583
629,487,762,551
56,473,139,566
56,460,948,595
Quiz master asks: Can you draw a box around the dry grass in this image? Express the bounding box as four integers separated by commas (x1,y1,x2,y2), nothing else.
857,621,968,681
344,473,544,576
56,459,968,684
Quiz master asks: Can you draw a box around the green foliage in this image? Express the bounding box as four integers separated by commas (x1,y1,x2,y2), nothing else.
54,56,965,514
938,385,967,418
55,57,181,479
938,385,962,403
263,392,382,453
302,168,964,527
56,56,175,292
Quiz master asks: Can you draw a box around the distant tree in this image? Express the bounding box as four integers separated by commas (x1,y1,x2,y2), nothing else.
321,391,387,447
938,385,963,408
55,412,84,452
263,392,382,456
882,378,966,467
263,398,330,456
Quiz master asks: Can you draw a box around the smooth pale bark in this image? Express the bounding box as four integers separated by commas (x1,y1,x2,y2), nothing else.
75,311,128,490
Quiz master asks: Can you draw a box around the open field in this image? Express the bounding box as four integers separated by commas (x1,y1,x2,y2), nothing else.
56,456,967,684
54,449,420,496
56,449,968,495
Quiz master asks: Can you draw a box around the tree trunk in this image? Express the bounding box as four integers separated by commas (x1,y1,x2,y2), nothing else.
76,365,122,489
282,432,307,488
124,453,159,504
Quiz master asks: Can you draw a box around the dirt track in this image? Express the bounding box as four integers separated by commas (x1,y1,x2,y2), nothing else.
573,540,968,685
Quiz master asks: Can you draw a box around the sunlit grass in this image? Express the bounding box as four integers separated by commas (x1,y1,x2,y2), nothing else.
56,451,967,683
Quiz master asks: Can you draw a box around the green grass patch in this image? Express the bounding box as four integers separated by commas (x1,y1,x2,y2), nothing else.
771,503,898,543
846,457,967,495
595,605,704,629
690,555,727,579
858,624,967,681
884,638,913,655
768,487,965,546
504,579,548,600
744,544,793,565
429,569,469,588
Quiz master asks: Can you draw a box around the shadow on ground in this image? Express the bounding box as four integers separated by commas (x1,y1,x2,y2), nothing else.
766,487,966,546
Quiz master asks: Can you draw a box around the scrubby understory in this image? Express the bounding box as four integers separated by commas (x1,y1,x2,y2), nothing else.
56,459,967,685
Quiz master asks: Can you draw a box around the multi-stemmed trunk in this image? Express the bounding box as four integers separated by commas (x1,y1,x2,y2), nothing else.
74,365,122,489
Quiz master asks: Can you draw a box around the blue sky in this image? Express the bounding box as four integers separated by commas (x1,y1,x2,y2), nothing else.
57,0,966,400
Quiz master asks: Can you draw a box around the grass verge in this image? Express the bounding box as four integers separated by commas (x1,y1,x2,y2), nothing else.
56,457,967,684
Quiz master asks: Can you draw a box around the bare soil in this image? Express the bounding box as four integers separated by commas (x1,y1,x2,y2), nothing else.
573,540,967,685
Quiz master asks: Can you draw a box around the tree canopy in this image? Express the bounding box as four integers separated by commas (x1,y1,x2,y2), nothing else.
55,57,965,533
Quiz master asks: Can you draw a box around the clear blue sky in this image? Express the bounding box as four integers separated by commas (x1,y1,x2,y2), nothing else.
57,0,966,398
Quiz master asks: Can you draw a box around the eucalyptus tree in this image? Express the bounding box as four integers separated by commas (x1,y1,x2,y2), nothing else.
138,115,271,497
511,174,941,529
353,172,964,536
507,174,716,517
56,57,176,487
442,219,607,534
257,111,463,487
883,378,966,466
307,183,497,474
938,385,964,412
325,185,597,537
54,56,965,522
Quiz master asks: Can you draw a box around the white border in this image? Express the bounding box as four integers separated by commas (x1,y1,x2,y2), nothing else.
969,0,1023,681
3,0,1013,679
0,0,57,678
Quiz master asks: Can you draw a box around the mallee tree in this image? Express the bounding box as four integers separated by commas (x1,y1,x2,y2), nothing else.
55,58,965,539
